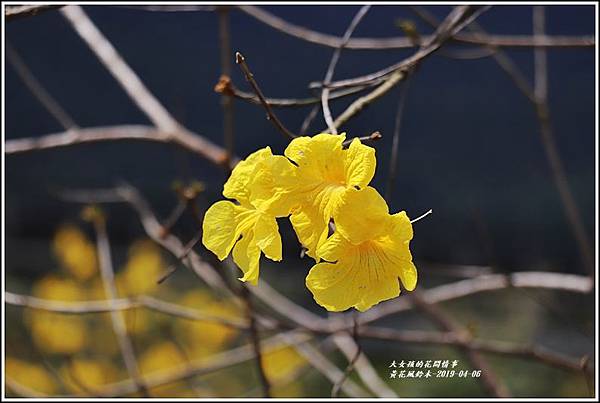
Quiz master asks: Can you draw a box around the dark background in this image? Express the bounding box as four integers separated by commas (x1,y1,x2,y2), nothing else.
4,5,597,397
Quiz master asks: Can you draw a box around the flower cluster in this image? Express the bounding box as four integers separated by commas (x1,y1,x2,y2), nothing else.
202,133,418,312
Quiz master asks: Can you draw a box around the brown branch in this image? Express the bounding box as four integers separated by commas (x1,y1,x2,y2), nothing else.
238,5,594,50
235,52,297,139
218,6,235,163
59,5,232,168
321,5,371,134
5,5,63,21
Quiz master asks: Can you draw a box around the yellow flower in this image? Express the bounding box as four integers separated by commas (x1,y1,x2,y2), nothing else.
27,275,89,354
202,147,295,284
282,133,376,259
139,341,200,397
59,359,116,395
262,345,307,398
172,289,241,359
118,240,164,296
53,224,98,281
6,358,57,396
306,187,417,312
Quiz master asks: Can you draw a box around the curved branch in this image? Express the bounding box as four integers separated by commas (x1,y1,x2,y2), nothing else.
4,125,234,166
238,6,595,50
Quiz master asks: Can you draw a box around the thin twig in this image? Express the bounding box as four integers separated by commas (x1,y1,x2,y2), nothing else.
6,42,77,130
384,71,413,201
300,105,320,135
241,286,272,397
156,232,202,284
235,52,297,139
92,214,149,396
215,75,370,108
321,5,371,134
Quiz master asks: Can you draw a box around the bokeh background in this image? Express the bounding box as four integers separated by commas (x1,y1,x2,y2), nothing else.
4,4,596,398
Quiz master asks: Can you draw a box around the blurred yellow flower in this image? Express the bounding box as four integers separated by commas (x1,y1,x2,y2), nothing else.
262,345,307,398
139,341,197,397
53,224,98,281
173,289,241,359
27,275,89,354
306,187,417,311
263,345,307,382
203,147,295,284
6,358,57,396
118,240,164,296
59,358,117,395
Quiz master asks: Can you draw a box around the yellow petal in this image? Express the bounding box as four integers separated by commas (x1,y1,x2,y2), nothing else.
344,138,376,189
289,204,329,260
305,247,401,312
254,214,283,261
381,211,417,291
202,201,255,260
249,155,299,216
315,232,350,263
223,147,273,203
284,133,346,183
334,187,390,244
232,231,261,285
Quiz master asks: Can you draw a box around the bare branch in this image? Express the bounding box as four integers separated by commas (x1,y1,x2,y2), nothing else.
216,77,370,108
238,6,594,50
5,291,248,329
